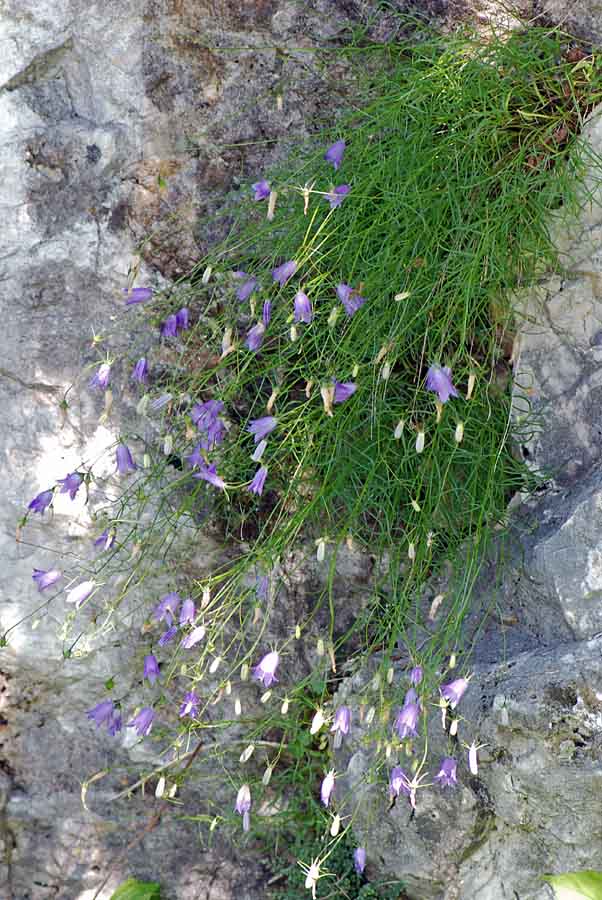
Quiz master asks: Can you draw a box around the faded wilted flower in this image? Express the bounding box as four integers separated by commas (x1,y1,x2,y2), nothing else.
320,769,335,806
182,625,206,649
434,756,458,787
32,568,62,591
66,580,95,608
425,365,459,403
324,139,345,170
272,260,297,286
252,650,279,688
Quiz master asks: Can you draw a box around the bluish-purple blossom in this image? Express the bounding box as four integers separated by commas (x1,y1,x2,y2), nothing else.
87,699,121,734
248,466,268,496
326,184,351,209
247,417,277,444
153,591,181,625
425,365,459,403
90,363,111,390
252,179,270,201
394,701,420,740
333,381,357,404
176,307,189,331
354,848,366,875
337,283,366,316
179,691,200,718
179,597,195,626
132,357,149,383
58,472,83,500
245,322,265,352
389,766,411,799
234,271,259,303
410,666,423,686
272,260,297,286
143,654,160,685
158,625,178,646
252,650,279,688
28,489,54,515
262,300,272,326
32,568,62,591
324,139,346,170
116,444,136,474
293,291,313,323
434,756,458,788
193,462,225,490
94,529,116,551
161,314,178,338
440,676,470,709
128,706,155,736
124,287,153,305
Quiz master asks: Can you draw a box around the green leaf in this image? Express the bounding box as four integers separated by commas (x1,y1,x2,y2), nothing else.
109,878,162,900
542,870,602,900
104,676,115,691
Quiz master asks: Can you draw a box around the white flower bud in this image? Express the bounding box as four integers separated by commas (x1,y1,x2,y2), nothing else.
202,265,212,284
202,585,211,608
240,744,255,763
455,421,464,444
262,765,273,786
163,433,173,455
267,190,278,221
316,638,325,657
316,538,326,562
327,306,340,328
365,706,376,725
168,783,178,798
415,430,425,454
395,291,410,301
310,708,326,735
209,656,221,674
290,325,298,342
234,697,242,716
155,776,166,798
408,542,416,561
411,499,421,512
387,666,394,684
137,394,150,416
330,814,341,837
394,419,405,440
240,663,249,681
225,680,232,696
381,361,391,381
281,697,289,715
467,372,476,400
260,690,272,704
450,718,459,737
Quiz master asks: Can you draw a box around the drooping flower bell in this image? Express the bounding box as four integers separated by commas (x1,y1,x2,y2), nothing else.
58,472,83,500
324,139,345,170
271,260,297,286
337,283,366,316
131,357,148,384
325,184,350,209
434,756,458,787
425,365,459,404
440,676,470,709
179,597,195,626
90,363,111,390
245,322,265,352
128,706,155,736
124,286,152,305
153,591,181,625
252,179,270,201
192,462,225,490
160,314,178,338
66,580,96,608
389,766,411,800
252,650,279,688
353,847,366,875
320,769,336,807
409,666,423,686
247,416,277,443
116,443,136,474
393,700,420,740
32,568,62,592
331,705,351,748
28,490,54,514
182,625,206,648
294,291,313,324
179,690,200,718
333,380,357,404
175,307,189,331
248,466,268,496
234,271,259,302
87,699,120,733
235,783,252,832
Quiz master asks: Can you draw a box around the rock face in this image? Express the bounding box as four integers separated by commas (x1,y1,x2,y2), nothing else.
3,2,602,900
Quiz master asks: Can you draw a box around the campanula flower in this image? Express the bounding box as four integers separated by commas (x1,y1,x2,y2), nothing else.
294,291,313,323
425,365,459,403
179,691,200,718
143,654,160,685
128,706,155,736
331,706,352,736
247,417,277,444
132,357,148,383
57,472,83,500
90,363,111,390
32,568,62,591
248,466,268,495
161,314,178,338
192,462,225,490
116,444,136,474
176,307,189,331
321,769,335,806
94,529,116,551
440,676,470,709
107,711,122,735
87,700,116,729
235,784,251,832
262,300,272,326
185,444,205,469
158,625,178,646
245,322,265,352
389,766,411,800
153,591,181,625
394,701,420,740
325,184,350,208
337,283,366,316
434,756,458,787
151,393,172,410
28,490,54,514
124,287,152,305
191,399,223,430
252,179,270,200
410,666,423,686
272,260,297,286
252,651,279,688
182,625,206,648
354,848,366,875
66,580,95,608
234,271,259,302
333,381,357,403
252,439,267,462
324,139,345,169
179,597,195,625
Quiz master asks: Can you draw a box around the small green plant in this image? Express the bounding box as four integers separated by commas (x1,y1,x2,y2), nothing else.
110,879,162,900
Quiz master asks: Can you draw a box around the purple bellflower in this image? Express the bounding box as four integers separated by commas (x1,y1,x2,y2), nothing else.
158,625,178,646
394,701,420,740
128,706,155,736
245,322,265,352
248,417,277,444
151,393,172,411
331,706,352,736
333,380,357,403
272,260,297,286
143,654,160,685
28,490,54,515
32,568,62,592
410,666,423,686
389,766,411,800
58,472,83,500
440,676,470,709
86,700,121,734
425,365,459,403
404,687,418,705
193,462,225,490
294,291,313,323
179,691,200,718
66,580,95,608
153,591,181,625
124,287,152,305
94,529,116,551
324,139,345,170
262,299,272,327
161,314,178,338
132,357,148,383
252,650,279,688
116,444,136,474
185,444,205,469
179,597,195,626
252,179,270,201
107,711,122,735
434,756,458,788
235,784,252,832
182,625,206,648
337,283,366,316
176,307,189,331
90,363,111,390
191,399,224,430
234,271,259,303
354,848,367,875
321,769,335,807
248,466,268,496
326,184,351,209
